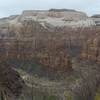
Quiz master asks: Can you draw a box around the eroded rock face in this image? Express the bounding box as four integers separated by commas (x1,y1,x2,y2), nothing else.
81,35,100,62
0,9,99,73
0,61,24,100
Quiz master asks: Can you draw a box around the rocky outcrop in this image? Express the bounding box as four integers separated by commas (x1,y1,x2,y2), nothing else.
0,61,24,100
19,9,94,28
80,31,100,63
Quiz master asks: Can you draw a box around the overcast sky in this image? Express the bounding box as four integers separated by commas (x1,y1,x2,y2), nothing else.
0,0,100,18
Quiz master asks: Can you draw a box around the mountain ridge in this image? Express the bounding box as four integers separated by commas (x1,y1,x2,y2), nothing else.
0,9,95,30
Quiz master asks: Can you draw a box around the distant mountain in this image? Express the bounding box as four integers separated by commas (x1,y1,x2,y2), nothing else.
49,8,77,12
91,14,100,26
0,9,95,29
91,14,100,18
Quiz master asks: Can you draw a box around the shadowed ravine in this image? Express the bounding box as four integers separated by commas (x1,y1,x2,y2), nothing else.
6,59,100,100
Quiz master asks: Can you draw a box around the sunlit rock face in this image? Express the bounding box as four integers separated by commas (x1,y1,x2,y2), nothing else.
19,9,95,28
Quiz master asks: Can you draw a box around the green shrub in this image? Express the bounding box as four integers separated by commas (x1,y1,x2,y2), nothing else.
0,92,5,100
64,91,73,100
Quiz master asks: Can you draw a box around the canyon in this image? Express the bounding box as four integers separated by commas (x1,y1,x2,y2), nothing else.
0,9,100,100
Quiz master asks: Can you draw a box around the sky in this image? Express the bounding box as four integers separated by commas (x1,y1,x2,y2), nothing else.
0,0,100,18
